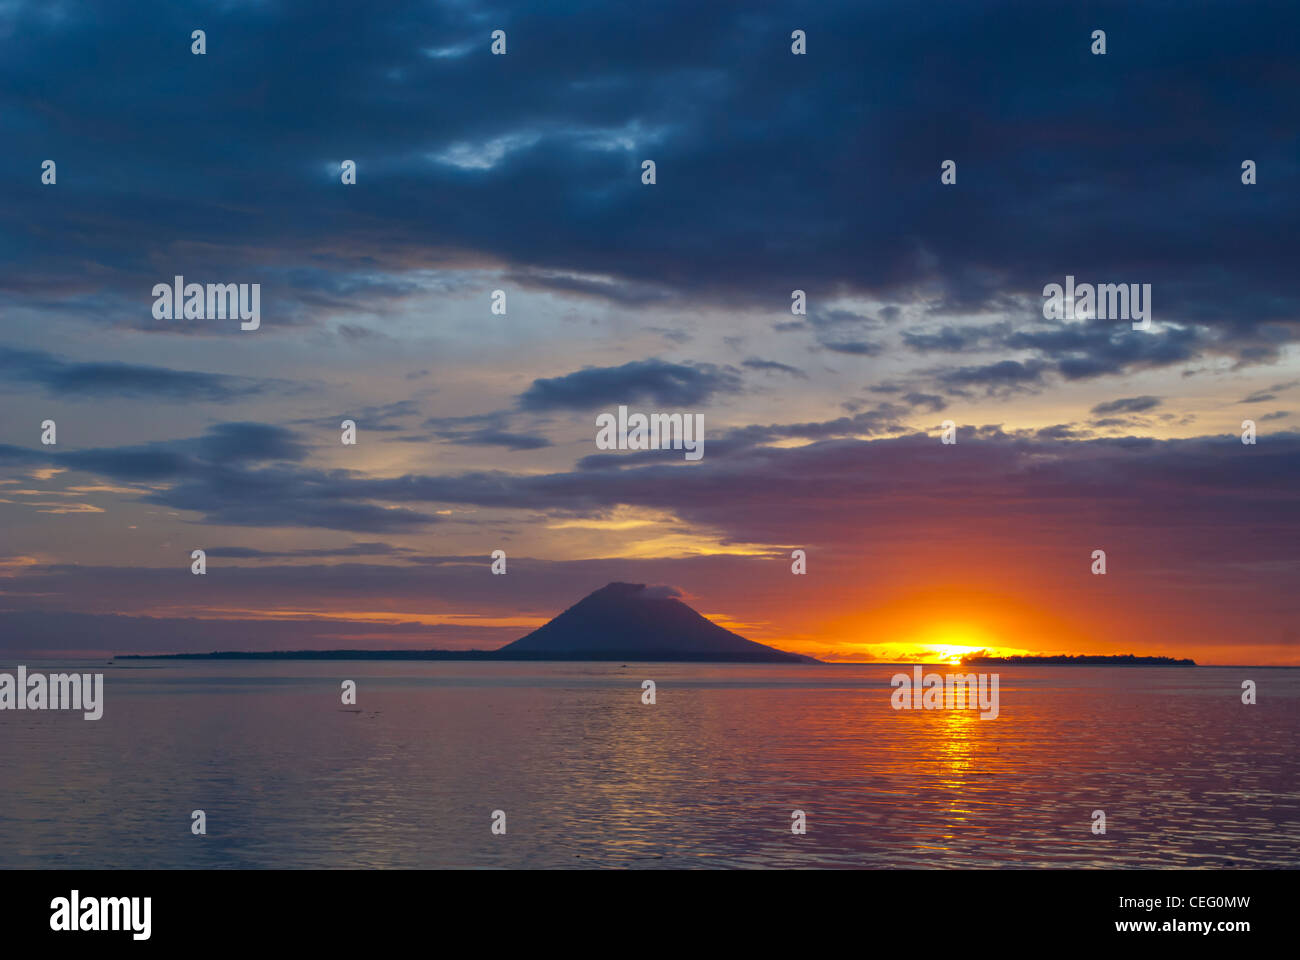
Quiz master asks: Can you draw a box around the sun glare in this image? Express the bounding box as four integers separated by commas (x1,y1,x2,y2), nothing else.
920,623,998,664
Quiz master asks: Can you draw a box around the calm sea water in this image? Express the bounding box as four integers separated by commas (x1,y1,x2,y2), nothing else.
0,661,1295,869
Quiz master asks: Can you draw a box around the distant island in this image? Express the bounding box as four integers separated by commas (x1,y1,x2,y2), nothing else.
960,654,1196,666
120,582,819,664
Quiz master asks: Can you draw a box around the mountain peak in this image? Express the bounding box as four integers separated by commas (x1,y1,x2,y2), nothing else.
498,582,817,663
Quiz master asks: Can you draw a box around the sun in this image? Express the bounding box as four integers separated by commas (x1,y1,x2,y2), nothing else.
921,623,996,664
849,616,1015,665
930,643,981,665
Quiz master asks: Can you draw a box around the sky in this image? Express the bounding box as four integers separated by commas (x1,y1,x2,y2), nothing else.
1,0,1298,664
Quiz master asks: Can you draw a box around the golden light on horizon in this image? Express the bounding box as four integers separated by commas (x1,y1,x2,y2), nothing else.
810,587,1076,661
930,644,977,665
917,622,997,664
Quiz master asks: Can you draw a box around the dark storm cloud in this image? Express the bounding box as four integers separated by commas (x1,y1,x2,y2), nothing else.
0,346,270,400
1,0,1292,378
516,359,742,411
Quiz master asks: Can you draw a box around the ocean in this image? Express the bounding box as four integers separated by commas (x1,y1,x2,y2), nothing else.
1,660,1295,868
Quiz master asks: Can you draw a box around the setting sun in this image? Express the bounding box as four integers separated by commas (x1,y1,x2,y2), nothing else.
917,622,998,663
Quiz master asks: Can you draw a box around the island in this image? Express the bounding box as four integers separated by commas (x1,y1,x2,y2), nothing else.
959,654,1196,666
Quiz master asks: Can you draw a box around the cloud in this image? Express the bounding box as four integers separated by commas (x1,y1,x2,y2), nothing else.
1008,325,1204,381
297,400,424,434
742,358,806,378
641,584,684,599
205,542,411,559
423,412,553,450
902,326,989,353
0,0,1294,385
516,359,743,411
1035,423,1083,440
3,423,1298,659
1091,396,1163,415
936,359,1050,393
503,268,674,306
194,423,308,463
901,392,948,413
820,339,884,356
0,0,1298,665
6,422,443,533
17,422,1300,573
1240,381,1299,404
443,429,553,450
0,346,270,400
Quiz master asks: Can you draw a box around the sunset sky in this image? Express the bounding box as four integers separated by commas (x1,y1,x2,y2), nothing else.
1,1,1298,664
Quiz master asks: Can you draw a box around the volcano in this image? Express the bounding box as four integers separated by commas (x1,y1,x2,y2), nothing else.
496,582,818,663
